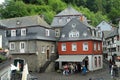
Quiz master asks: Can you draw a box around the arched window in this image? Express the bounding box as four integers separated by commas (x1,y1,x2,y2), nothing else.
69,31,79,38
94,57,97,67
99,56,101,67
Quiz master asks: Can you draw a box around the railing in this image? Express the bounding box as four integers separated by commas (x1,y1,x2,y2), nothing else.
39,55,58,73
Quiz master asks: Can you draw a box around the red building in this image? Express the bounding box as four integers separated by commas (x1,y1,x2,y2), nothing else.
51,6,103,71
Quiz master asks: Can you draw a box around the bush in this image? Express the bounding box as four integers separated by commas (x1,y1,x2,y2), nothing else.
0,55,7,62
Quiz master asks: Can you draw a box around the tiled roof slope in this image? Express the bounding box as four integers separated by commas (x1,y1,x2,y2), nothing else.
59,18,101,41
0,15,50,28
56,6,82,16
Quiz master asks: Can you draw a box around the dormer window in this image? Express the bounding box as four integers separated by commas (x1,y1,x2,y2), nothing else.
58,17,62,23
62,34,65,38
66,17,71,22
45,29,50,36
21,28,26,36
83,32,87,37
11,29,16,37
55,29,60,37
16,20,21,25
92,29,95,37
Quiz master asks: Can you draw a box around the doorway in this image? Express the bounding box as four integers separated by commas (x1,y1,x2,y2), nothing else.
47,50,49,60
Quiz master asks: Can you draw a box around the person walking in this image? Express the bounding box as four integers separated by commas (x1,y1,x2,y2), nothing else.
63,64,69,75
82,65,87,75
110,64,114,78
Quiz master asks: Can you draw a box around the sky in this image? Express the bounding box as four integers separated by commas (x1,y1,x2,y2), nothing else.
0,0,4,4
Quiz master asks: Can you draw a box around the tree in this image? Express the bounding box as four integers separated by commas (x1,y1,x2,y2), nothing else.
48,0,67,13
0,1,29,19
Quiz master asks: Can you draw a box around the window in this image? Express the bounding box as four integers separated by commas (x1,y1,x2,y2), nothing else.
99,56,101,67
61,43,66,51
20,42,25,49
94,57,97,67
55,29,60,37
98,43,100,50
92,30,95,36
45,29,50,36
11,30,16,36
66,17,71,22
69,31,79,38
58,17,62,23
83,42,88,51
10,42,15,50
51,46,55,53
72,43,77,51
41,46,45,53
94,42,97,51
21,28,26,36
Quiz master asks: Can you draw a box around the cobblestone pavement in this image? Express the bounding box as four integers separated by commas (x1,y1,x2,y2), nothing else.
30,66,120,80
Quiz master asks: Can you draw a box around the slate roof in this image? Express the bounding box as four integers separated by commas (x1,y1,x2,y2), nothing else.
59,18,101,41
51,6,86,28
105,27,118,39
96,21,112,31
102,31,112,38
0,15,56,41
7,26,56,41
0,15,50,28
56,6,82,16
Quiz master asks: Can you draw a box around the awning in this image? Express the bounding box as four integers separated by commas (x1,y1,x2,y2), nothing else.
56,55,87,62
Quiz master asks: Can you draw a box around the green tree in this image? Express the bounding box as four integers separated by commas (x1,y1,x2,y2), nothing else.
0,1,29,18
48,0,67,13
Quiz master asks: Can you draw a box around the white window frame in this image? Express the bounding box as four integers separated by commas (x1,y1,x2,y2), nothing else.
9,42,15,50
61,43,66,51
41,46,45,53
83,42,88,51
21,28,26,36
11,30,16,36
20,42,25,50
45,29,50,36
94,42,97,51
72,43,77,51
55,29,60,37
51,45,55,53
98,43,100,50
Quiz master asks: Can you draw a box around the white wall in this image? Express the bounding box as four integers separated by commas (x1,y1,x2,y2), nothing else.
88,55,103,71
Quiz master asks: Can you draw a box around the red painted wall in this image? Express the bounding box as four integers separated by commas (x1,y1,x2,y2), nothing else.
58,40,102,55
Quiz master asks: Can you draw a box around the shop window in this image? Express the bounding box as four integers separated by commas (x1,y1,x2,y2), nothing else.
94,57,97,67
99,56,101,67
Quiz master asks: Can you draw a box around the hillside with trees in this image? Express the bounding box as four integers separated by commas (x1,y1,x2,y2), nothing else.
0,0,120,26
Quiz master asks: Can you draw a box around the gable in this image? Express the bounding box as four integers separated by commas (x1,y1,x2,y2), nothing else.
97,21,112,31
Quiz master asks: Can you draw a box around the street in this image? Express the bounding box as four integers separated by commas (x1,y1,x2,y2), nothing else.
30,62,120,80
